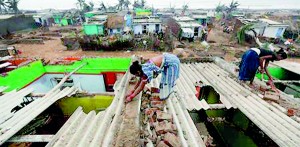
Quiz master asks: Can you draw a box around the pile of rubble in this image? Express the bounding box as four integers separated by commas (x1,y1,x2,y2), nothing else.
140,88,181,147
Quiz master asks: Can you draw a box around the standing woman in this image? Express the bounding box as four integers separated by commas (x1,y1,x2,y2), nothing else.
126,53,180,102
239,48,287,90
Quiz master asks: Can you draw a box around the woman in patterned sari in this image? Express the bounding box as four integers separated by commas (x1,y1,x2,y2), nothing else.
126,53,180,102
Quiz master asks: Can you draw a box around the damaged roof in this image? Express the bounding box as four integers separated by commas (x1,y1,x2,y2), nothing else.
106,14,125,29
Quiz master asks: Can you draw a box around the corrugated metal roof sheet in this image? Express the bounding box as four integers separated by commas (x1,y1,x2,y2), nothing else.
272,60,300,75
133,18,161,24
0,86,78,145
178,21,201,28
173,16,194,22
180,62,300,146
47,70,206,147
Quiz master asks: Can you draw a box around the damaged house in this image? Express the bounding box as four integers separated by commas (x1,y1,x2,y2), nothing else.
167,16,203,40
106,14,125,35
132,16,162,35
234,18,288,39
83,11,107,36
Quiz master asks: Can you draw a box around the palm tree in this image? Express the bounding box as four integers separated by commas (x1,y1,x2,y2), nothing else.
117,0,124,10
76,0,85,10
237,24,256,44
0,0,7,14
215,2,226,13
6,0,20,14
124,0,131,10
181,3,189,16
89,2,94,10
226,0,239,15
133,0,146,9
99,2,107,12
141,0,146,8
133,0,139,9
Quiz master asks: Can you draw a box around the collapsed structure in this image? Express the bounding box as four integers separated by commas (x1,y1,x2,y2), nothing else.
0,57,299,146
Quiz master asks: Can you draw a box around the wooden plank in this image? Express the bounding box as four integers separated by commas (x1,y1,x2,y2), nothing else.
7,135,54,142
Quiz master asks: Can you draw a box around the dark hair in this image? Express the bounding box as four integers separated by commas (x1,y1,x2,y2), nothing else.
276,48,288,59
129,61,142,75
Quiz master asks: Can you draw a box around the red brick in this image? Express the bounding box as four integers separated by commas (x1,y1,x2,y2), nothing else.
145,108,159,115
157,111,173,121
164,132,181,147
157,141,169,147
150,95,161,101
151,101,165,109
263,91,280,102
155,121,177,135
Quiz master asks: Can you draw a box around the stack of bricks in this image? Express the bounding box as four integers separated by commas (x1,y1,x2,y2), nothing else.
140,88,181,147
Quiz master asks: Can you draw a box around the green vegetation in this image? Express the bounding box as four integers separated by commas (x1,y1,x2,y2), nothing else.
237,24,254,44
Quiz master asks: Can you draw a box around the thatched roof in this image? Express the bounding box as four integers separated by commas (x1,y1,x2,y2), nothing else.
106,14,124,29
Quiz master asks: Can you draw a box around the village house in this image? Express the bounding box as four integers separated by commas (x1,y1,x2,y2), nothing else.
234,18,288,39
106,14,125,35
83,11,107,36
132,16,162,35
191,11,208,26
32,10,60,27
167,16,203,40
33,13,54,27
52,10,81,26
256,19,289,38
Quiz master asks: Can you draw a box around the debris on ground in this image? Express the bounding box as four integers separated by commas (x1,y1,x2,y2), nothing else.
140,88,181,147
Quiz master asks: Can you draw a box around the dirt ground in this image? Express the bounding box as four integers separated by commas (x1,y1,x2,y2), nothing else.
14,38,161,61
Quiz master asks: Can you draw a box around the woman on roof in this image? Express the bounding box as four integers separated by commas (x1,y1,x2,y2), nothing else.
239,47,287,91
126,53,180,102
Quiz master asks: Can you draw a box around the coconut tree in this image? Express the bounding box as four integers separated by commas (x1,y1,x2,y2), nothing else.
99,2,107,12
0,0,7,14
117,0,125,10
141,0,146,8
133,0,146,9
124,0,131,10
76,0,85,10
181,3,189,16
6,0,20,14
89,2,94,10
226,0,239,14
237,24,256,44
215,2,226,13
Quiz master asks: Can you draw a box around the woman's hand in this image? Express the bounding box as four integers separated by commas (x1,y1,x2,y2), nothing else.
125,94,135,103
259,68,265,74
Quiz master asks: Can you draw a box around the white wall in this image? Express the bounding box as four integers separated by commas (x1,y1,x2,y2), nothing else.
148,24,156,33
133,25,143,35
263,26,286,38
133,24,162,35
27,74,106,94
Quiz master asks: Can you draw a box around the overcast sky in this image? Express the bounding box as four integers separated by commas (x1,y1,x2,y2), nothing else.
19,0,300,10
